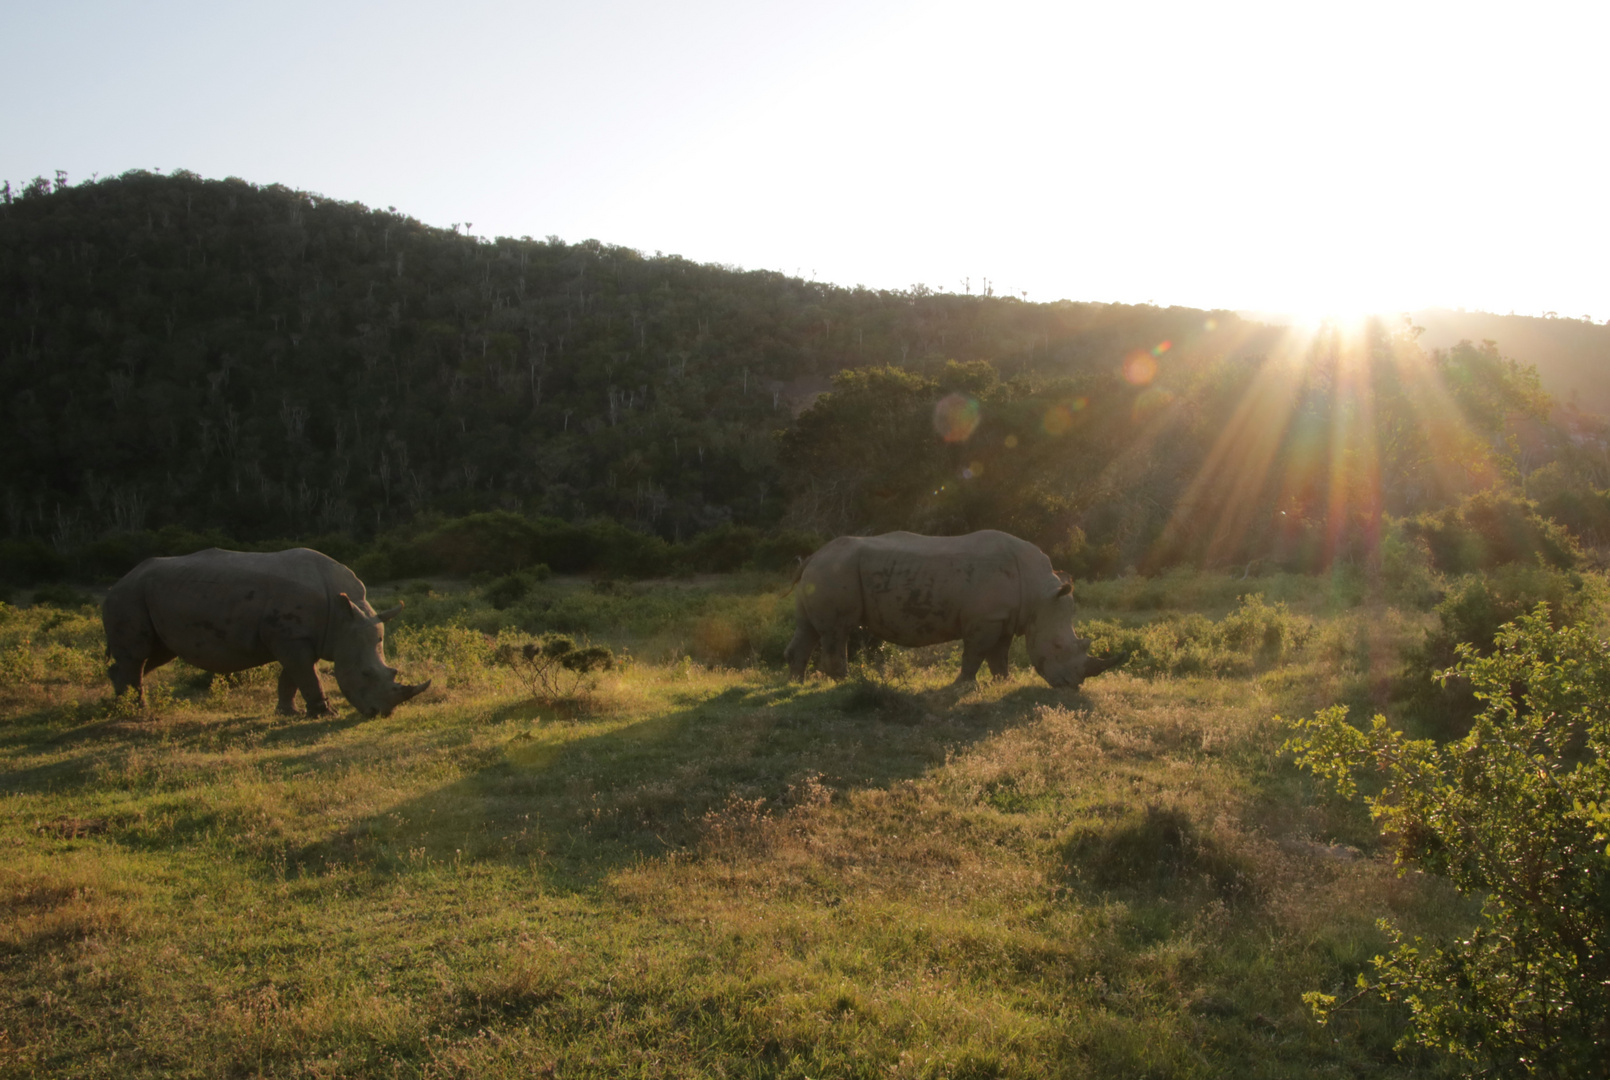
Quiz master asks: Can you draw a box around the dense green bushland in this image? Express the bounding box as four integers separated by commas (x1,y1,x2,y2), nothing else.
7,171,1609,582
0,513,824,591
2,570,1484,1078
0,170,1275,548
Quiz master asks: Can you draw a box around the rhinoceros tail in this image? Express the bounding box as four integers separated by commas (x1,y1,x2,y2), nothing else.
782,553,813,597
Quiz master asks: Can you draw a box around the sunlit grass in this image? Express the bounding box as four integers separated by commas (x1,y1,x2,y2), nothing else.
0,580,1465,1077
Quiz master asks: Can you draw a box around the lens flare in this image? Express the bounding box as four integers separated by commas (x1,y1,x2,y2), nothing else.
1004,434,1019,449
1041,397,1086,436
962,460,984,480
933,393,981,442
1151,340,1172,357
1122,351,1157,385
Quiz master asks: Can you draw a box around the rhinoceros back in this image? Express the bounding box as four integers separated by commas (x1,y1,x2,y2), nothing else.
106,548,366,674
803,530,1043,648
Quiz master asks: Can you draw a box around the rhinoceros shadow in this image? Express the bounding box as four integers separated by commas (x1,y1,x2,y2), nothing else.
283,675,1098,890
0,704,373,799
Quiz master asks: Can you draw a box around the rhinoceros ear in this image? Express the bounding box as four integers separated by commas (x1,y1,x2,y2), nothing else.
1054,581,1073,599
338,592,363,619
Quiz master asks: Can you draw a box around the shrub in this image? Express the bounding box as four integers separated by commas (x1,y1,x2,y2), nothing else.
1287,607,1610,1078
749,529,826,573
1378,520,1441,608
1406,489,1580,575
387,622,494,686
498,634,614,700
482,566,551,610
1078,594,1312,679
32,583,93,609
1400,566,1601,736
685,524,764,573
0,539,67,585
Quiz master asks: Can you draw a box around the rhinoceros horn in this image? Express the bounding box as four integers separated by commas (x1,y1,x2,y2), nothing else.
375,602,405,623
395,678,431,703
378,678,431,718
1083,651,1130,678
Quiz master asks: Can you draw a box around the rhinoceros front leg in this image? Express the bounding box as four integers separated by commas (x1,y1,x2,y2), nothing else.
271,642,333,717
984,634,1012,680
956,622,1009,684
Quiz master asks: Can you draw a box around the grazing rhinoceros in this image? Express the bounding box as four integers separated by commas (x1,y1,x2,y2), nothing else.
102,547,431,718
785,530,1123,688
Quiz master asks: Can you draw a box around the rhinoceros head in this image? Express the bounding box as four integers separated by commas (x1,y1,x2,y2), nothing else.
1024,581,1124,689
331,594,432,718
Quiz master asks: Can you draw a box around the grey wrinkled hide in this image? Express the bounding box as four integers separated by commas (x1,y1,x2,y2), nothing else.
785,530,1119,689
102,548,430,718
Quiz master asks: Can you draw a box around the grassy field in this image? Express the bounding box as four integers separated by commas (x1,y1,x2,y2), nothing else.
1,572,1472,1078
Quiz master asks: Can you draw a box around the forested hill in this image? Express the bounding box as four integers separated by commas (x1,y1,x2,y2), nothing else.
0,170,1274,546
1410,308,1610,415
4,170,1606,581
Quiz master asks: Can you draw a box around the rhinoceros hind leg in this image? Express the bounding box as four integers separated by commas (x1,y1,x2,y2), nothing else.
111,642,176,706
784,623,820,681
108,653,144,702
817,630,850,680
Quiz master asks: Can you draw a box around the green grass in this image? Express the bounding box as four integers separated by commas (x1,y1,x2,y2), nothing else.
0,579,1467,1078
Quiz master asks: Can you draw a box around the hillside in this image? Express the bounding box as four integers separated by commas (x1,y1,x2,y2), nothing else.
0,171,1273,546
3,171,1605,581
1411,308,1610,415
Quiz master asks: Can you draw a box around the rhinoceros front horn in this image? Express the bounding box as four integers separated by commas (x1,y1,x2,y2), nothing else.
397,679,431,702
376,602,405,623
1083,651,1129,678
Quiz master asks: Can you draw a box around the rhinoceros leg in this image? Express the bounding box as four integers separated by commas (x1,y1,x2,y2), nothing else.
817,629,851,679
271,641,333,717
109,641,174,707
957,622,1009,684
785,622,819,681
275,667,302,715
984,634,1012,680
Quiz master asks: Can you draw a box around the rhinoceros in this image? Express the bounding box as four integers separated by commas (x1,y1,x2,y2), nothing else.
785,530,1123,688
102,547,430,717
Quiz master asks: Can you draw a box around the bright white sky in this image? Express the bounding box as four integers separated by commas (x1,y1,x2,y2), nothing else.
3,0,1606,320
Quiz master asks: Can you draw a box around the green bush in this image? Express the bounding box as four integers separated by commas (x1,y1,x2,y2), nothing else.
31,583,93,609
496,633,615,699
1378,520,1441,608
1287,607,1610,1078
0,539,67,585
1406,489,1580,575
482,566,552,610
1400,566,1601,737
1078,594,1312,678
